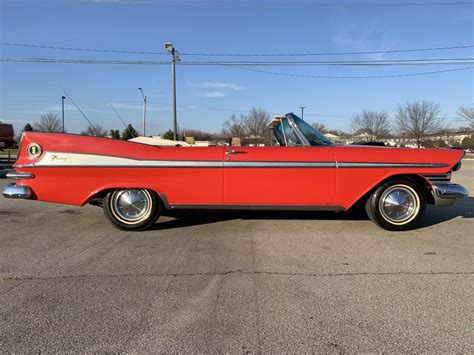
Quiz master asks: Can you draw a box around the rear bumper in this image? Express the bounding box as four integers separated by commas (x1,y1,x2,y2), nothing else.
2,183,31,199
431,183,468,207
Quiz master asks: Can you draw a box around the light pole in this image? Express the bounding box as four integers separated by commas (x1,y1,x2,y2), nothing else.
299,106,306,119
61,96,66,133
164,42,180,141
138,87,147,136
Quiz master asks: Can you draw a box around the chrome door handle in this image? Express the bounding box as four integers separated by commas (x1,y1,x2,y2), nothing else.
225,150,247,155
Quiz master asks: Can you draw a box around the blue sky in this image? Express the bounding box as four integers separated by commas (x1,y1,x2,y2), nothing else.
0,0,473,135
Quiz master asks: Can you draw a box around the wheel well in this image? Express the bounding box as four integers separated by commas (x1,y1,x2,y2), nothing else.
87,188,116,206
86,188,167,207
350,174,434,211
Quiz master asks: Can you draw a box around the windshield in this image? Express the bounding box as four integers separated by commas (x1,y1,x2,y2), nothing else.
292,115,333,146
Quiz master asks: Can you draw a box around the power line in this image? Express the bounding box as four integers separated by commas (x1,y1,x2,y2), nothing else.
3,56,473,78
182,45,474,57
0,57,169,64
59,87,95,126
228,65,474,79
2,56,474,66
86,0,474,7
192,58,474,66
2,41,474,57
1,42,167,55
110,105,128,128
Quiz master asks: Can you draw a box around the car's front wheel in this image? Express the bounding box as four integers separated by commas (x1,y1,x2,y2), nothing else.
103,188,161,231
365,178,426,231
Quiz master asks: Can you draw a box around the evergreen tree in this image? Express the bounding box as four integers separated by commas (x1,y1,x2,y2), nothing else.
23,123,34,132
122,124,138,140
110,129,121,140
163,130,174,140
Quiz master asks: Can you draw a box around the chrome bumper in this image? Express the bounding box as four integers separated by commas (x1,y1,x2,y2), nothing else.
2,183,31,199
431,183,468,207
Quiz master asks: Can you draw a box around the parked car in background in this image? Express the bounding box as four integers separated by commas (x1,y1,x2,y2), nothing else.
3,113,468,232
0,122,15,149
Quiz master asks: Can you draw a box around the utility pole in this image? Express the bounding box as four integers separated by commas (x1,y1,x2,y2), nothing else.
138,88,147,136
164,42,180,141
299,106,306,119
61,96,66,133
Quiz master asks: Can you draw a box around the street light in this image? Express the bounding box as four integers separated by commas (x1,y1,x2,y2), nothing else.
138,87,147,136
164,42,180,141
61,96,66,133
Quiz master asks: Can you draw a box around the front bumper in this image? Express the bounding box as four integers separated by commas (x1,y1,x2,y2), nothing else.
431,183,468,207
2,183,31,199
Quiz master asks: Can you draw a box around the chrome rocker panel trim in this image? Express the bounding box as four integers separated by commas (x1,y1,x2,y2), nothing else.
158,194,344,212
431,183,468,207
2,183,32,199
6,171,35,180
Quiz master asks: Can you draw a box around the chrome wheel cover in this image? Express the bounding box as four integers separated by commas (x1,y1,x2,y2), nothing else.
379,185,419,224
111,189,152,224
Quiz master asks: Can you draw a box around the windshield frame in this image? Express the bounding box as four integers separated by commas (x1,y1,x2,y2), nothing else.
270,113,334,147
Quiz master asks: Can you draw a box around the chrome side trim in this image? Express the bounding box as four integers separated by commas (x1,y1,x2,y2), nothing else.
338,162,449,169
224,161,336,168
30,152,223,168
431,183,468,207
17,151,450,170
167,204,345,212
6,171,35,180
2,183,31,199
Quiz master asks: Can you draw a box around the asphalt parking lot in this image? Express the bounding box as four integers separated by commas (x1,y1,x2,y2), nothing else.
1,161,473,352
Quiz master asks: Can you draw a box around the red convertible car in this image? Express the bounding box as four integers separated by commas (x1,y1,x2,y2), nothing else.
3,113,468,231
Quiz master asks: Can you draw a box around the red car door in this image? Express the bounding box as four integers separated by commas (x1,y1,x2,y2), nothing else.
222,146,336,206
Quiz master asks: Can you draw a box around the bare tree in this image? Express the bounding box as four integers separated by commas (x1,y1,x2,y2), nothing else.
243,107,271,145
33,112,62,133
351,110,391,141
311,122,327,133
182,129,215,141
82,124,107,137
222,108,271,145
458,105,474,129
395,101,444,148
222,114,246,139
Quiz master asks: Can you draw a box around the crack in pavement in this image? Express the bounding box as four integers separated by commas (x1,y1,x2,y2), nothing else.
2,270,473,282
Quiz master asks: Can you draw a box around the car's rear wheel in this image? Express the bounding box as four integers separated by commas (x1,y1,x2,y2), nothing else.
365,178,426,231
103,188,161,231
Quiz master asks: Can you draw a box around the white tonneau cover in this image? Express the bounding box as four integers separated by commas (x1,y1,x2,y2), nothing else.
129,136,191,147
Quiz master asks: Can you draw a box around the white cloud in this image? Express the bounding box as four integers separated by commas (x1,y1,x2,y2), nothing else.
201,81,247,91
43,104,110,114
196,91,226,98
331,20,396,61
0,118,31,124
111,103,172,111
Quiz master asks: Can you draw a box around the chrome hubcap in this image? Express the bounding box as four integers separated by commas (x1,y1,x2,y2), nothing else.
379,186,418,223
112,189,150,222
